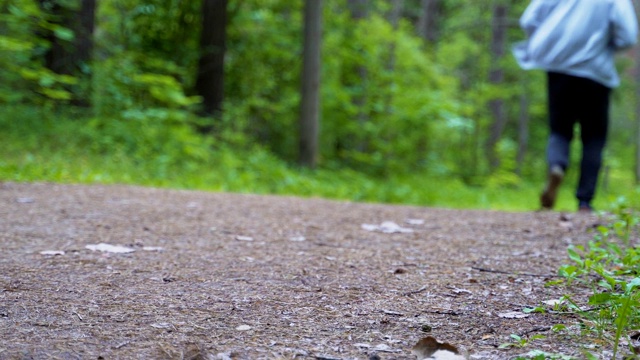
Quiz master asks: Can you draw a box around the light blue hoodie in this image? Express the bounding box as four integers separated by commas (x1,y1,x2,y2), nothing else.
513,0,638,88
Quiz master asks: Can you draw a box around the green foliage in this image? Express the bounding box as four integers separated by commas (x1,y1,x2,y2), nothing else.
553,204,640,358
0,0,638,210
0,1,59,102
0,104,587,211
499,333,545,349
513,350,576,360
91,0,200,118
224,0,303,160
322,12,460,176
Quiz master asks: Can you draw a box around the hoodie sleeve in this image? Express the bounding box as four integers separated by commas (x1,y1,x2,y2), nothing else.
520,0,558,36
610,0,638,50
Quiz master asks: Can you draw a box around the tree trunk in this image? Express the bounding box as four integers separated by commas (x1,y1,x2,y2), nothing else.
73,0,96,71
38,0,74,75
347,0,368,18
636,41,640,183
36,0,95,105
195,0,227,123
635,0,640,184
72,0,96,106
485,4,508,171
516,91,529,176
299,0,323,168
347,0,369,153
417,0,441,44
385,0,403,100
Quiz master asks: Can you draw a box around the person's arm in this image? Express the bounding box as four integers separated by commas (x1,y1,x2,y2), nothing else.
610,0,638,50
520,0,557,36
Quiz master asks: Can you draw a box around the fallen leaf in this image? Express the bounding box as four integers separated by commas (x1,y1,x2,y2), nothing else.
150,323,172,329
382,309,404,316
362,221,413,234
373,344,399,353
215,353,233,360
543,299,563,307
362,224,379,231
235,236,254,242
412,336,464,360
405,219,425,225
497,311,530,319
559,221,574,230
40,250,65,256
142,246,164,252
86,243,135,253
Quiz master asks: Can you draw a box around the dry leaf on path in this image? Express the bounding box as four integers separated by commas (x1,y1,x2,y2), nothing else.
142,246,164,252
362,221,413,233
39,250,65,256
86,243,135,253
412,336,464,360
372,343,400,353
405,218,425,225
497,311,530,319
235,236,254,242
150,323,173,329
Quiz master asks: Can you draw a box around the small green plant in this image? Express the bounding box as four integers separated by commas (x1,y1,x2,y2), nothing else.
523,305,546,314
499,334,545,349
553,204,640,358
513,349,576,360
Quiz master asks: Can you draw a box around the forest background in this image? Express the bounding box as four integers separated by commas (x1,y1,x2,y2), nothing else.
2,0,640,212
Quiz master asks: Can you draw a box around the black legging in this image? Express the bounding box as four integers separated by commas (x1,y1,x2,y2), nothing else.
546,71,611,205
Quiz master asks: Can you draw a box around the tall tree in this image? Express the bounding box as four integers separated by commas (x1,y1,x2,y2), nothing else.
516,89,530,176
72,0,95,106
195,0,228,122
35,0,95,105
38,0,71,74
347,0,368,18
485,3,508,171
385,0,403,111
38,0,95,76
635,0,640,184
74,0,95,73
417,0,441,44
347,0,369,152
636,34,640,183
299,0,323,168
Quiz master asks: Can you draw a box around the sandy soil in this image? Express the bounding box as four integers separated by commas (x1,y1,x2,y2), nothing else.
0,182,610,359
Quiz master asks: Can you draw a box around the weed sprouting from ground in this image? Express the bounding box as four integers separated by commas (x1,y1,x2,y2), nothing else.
552,202,640,358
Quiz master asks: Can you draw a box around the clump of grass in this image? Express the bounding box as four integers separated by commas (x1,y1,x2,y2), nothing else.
552,203,640,358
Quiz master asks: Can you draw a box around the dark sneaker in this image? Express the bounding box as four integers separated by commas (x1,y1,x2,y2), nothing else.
578,201,594,213
540,165,564,209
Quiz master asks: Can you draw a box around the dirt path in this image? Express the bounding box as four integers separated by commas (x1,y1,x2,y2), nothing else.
0,182,603,359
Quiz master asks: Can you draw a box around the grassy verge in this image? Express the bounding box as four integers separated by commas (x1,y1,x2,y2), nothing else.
1,104,639,212
507,207,640,360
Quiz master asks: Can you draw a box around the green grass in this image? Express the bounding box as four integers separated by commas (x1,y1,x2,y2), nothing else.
2,104,639,212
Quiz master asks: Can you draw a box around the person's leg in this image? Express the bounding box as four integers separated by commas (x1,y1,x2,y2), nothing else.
576,78,611,209
541,72,578,209
546,72,577,171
